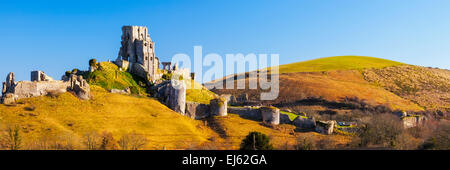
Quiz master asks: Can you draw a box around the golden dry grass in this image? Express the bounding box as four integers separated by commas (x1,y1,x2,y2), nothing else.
204,114,352,150
363,65,450,112
277,70,423,111
211,70,423,112
185,80,217,104
0,85,214,149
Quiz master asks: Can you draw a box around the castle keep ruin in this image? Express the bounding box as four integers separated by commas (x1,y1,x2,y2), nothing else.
114,26,160,81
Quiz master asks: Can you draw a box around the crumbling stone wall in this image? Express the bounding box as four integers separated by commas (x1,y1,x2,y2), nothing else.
279,113,292,124
68,74,91,100
13,81,69,99
110,87,131,95
228,106,262,120
154,80,186,115
260,106,280,125
210,97,227,116
220,94,237,106
185,102,210,119
293,116,316,129
315,120,336,135
402,116,426,128
1,71,91,104
31,71,53,82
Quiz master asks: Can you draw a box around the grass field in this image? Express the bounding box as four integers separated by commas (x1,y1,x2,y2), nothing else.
0,86,214,149
280,111,308,121
185,80,217,104
275,56,404,73
205,114,352,149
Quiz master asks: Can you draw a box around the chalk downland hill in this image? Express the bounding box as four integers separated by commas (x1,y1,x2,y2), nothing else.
207,56,449,118
275,55,404,73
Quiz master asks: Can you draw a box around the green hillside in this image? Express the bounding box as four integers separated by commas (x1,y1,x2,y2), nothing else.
87,62,217,104
87,62,148,95
275,56,404,73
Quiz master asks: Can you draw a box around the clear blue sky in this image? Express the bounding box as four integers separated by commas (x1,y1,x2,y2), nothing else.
1,0,450,83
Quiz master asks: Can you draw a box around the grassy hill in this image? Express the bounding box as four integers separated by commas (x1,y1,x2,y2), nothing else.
0,86,215,149
87,62,148,95
363,65,450,113
207,56,450,120
275,56,404,73
186,80,217,104
87,62,217,104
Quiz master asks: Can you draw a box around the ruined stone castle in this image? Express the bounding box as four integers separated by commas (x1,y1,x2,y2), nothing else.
1,71,90,104
114,26,160,81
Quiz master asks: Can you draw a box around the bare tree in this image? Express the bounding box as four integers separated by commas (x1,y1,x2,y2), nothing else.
119,131,148,150
84,131,101,150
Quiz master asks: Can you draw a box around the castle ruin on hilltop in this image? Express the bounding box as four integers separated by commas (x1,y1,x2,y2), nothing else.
114,26,161,81
1,71,90,104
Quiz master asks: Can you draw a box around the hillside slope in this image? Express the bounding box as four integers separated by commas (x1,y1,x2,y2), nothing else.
87,62,148,95
276,56,404,73
207,56,449,115
87,61,217,104
363,65,450,114
0,86,214,149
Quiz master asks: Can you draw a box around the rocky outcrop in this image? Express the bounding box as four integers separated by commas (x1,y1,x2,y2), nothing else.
210,97,227,116
315,120,336,135
293,116,316,129
110,87,131,95
260,106,280,125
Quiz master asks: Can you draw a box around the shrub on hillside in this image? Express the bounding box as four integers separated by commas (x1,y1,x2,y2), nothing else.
295,136,316,150
0,125,23,150
89,58,98,67
420,121,450,150
240,131,273,150
99,131,119,150
358,114,404,148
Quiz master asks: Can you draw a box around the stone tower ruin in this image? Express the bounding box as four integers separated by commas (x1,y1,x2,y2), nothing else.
115,26,160,81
